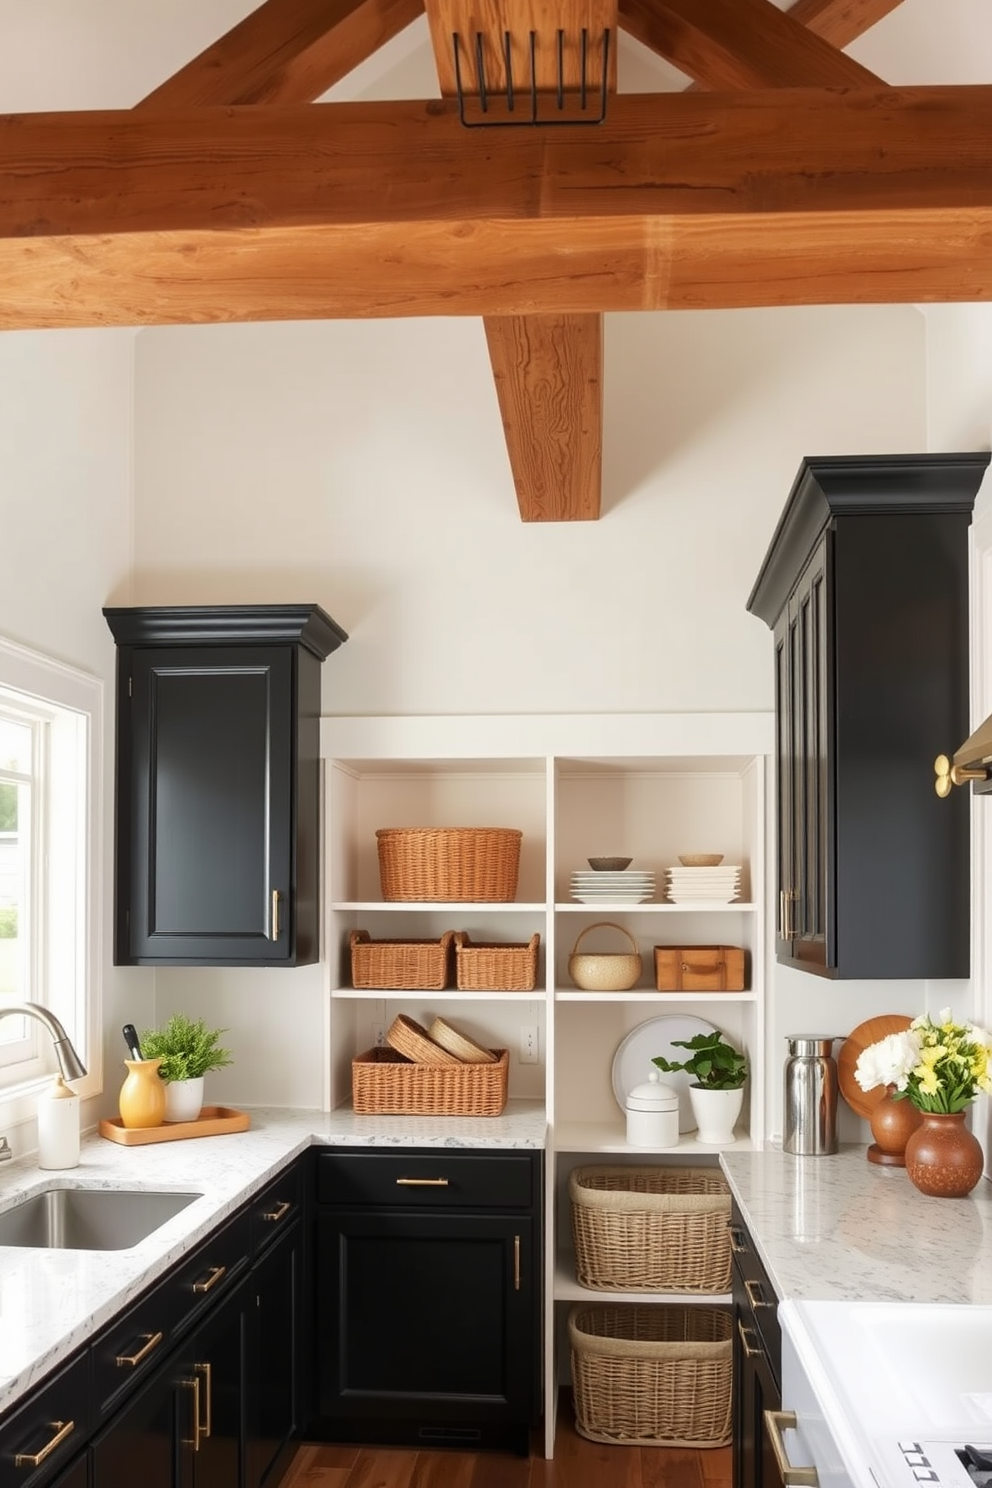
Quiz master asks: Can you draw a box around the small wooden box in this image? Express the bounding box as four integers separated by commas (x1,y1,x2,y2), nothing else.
653,945,746,992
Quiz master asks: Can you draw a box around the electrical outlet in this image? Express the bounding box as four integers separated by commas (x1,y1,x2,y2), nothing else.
372,1022,386,1048
519,1025,539,1064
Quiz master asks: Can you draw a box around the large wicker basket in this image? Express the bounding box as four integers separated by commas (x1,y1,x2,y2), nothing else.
569,1166,731,1293
454,931,540,991
351,1046,509,1116
376,827,522,902
350,929,454,990
569,1303,733,1447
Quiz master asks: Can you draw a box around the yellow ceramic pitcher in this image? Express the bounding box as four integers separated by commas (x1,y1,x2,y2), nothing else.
118,1057,166,1129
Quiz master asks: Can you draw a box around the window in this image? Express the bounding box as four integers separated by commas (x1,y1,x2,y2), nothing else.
0,635,101,1122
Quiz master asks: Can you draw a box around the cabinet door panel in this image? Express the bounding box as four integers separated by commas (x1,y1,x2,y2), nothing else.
128,645,292,962
316,1211,534,1420
190,1281,246,1488
247,1222,301,1488
90,1348,193,1488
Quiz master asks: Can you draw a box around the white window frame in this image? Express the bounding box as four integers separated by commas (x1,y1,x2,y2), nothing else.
0,634,102,1126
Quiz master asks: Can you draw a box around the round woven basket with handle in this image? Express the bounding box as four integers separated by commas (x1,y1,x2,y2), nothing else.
568,923,642,992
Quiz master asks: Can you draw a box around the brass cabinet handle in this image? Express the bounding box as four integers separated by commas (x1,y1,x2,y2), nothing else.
270,889,281,941
193,1264,226,1294
729,1226,748,1255
195,1362,212,1438
182,1377,201,1453
745,1278,773,1309
935,753,988,798
263,1200,292,1222
737,1320,762,1360
395,1177,449,1187
14,1419,75,1468
514,1235,521,1292
764,1410,819,1487
780,888,797,940
116,1330,164,1368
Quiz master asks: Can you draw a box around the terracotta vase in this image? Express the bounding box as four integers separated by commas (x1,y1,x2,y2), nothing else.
867,1086,923,1167
904,1110,984,1198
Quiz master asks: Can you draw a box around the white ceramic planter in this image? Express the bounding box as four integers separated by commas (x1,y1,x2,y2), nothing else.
688,1084,744,1145
164,1076,205,1124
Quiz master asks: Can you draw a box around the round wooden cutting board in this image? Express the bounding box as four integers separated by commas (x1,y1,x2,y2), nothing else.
837,1014,914,1118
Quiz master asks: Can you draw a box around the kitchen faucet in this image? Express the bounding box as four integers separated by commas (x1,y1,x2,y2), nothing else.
0,1004,86,1163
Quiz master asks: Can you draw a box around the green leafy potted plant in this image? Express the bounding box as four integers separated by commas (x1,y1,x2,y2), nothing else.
652,1031,748,1145
140,1013,233,1123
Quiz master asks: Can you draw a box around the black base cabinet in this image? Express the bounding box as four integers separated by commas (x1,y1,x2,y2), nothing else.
305,1148,542,1455
730,1203,782,1488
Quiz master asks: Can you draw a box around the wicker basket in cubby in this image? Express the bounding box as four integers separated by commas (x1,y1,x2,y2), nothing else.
569,1303,733,1447
454,931,539,991
349,929,454,990
351,1046,509,1117
375,827,522,902
569,1166,731,1294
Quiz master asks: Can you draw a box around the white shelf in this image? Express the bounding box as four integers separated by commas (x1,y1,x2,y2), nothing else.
331,901,546,913
332,987,545,1001
553,1119,753,1154
553,1259,731,1307
556,901,757,913
554,989,757,1003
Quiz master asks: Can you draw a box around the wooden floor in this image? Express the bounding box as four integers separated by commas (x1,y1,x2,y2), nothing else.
283,1400,733,1488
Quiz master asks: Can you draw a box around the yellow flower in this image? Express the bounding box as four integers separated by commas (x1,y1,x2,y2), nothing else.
914,1062,940,1096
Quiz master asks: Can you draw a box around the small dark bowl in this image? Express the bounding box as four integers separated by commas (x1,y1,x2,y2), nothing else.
587,856,633,872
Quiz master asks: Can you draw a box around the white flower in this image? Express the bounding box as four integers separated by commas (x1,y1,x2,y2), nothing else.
854,1030,921,1093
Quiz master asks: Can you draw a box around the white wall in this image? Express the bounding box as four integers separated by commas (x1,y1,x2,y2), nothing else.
0,329,153,1145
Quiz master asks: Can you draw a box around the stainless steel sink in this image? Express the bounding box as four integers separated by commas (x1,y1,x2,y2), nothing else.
0,1186,201,1250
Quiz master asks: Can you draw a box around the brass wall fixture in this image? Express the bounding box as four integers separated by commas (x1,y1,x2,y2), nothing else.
934,712,992,797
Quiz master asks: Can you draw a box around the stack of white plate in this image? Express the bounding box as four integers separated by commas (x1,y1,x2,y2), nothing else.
665,865,741,903
570,870,656,904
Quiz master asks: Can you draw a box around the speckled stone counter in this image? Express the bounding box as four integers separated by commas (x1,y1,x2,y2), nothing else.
0,1100,546,1416
720,1143,992,1305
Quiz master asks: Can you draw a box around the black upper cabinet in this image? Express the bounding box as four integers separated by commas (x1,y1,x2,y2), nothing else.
104,605,347,967
747,453,990,980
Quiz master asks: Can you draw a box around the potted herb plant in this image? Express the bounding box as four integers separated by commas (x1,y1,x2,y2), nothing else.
140,1013,233,1123
652,1031,748,1145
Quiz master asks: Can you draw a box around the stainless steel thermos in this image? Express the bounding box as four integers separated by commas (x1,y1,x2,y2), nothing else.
783,1036,839,1155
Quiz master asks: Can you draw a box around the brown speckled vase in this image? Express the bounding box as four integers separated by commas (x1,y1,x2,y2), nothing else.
904,1110,984,1198
867,1086,923,1167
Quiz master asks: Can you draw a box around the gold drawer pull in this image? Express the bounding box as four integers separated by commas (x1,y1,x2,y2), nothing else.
765,1410,818,1486
395,1177,449,1187
745,1278,773,1309
182,1377,201,1453
737,1320,762,1360
15,1419,75,1468
116,1330,164,1368
514,1235,521,1292
729,1226,748,1254
193,1264,226,1294
195,1361,212,1438
262,1200,291,1222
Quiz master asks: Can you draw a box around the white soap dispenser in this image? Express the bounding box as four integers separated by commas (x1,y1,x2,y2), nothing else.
38,1074,80,1170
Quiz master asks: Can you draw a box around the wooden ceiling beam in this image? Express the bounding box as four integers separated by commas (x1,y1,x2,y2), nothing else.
139,0,425,107
785,0,905,50
618,0,882,88
4,88,992,330
425,0,613,522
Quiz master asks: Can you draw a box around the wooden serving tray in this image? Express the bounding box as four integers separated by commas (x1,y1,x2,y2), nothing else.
98,1105,250,1145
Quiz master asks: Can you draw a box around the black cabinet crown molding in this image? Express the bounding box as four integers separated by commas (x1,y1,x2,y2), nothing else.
747,452,992,628
103,603,348,660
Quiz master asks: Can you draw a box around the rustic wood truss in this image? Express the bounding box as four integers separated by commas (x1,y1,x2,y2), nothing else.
0,0,970,519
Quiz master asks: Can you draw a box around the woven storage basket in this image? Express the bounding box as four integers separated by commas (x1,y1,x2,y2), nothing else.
376,827,522,903
350,929,454,990
386,1013,462,1065
351,1046,509,1116
569,1303,733,1448
569,1166,731,1293
428,1017,498,1064
454,931,540,992
567,923,642,991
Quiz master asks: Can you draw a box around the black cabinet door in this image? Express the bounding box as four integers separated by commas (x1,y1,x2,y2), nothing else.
188,1277,248,1488
90,1345,195,1488
246,1221,301,1488
124,644,293,965
314,1210,535,1428
51,1458,89,1488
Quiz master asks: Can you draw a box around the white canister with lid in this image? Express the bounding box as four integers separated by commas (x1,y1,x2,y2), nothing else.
625,1069,680,1148
37,1074,80,1170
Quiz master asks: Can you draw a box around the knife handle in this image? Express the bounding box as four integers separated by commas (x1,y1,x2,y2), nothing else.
122,1024,143,1061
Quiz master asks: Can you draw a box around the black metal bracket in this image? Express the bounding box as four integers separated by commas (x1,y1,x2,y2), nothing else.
453,28,611,127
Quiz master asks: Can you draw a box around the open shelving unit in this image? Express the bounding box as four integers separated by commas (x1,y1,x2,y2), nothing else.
319,711,773,1457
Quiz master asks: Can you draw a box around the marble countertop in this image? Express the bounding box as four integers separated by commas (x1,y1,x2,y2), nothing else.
0,1100,546,1416
720,1144,992,1304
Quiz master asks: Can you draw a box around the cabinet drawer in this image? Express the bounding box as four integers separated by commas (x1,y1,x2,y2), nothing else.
168,1208,251,1336
730,1206,781,1371
0,1351,89,1488
250,1159,303,1255
92,1272,173,1419
316,1151,535,1210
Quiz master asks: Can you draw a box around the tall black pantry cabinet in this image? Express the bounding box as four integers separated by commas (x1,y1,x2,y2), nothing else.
104,605,347,966
747,453,989,980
